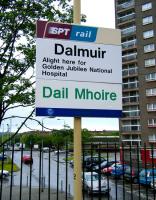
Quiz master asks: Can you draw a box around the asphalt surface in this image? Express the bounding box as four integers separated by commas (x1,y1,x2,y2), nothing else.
1,186,73,200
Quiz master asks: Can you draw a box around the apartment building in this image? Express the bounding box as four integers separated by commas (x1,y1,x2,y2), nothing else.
115,0,156,146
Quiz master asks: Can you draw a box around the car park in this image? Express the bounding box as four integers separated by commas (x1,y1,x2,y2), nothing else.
0,170,9,179
83,172,110,195
22,155,33,164
139,169,156,185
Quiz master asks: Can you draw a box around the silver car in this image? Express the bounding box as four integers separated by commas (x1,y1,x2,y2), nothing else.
83,172,110,194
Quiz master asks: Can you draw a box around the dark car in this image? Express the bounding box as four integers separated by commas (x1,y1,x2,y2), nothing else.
124,166,141,183
83,156,106,170
92,160,116,172
0,153,7,161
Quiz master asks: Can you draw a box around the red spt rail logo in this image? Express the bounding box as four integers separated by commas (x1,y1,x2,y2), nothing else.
36,21,72,39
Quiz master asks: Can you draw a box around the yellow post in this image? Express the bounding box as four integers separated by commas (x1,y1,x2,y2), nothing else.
74,0,81,24
73,1,82,200
74,117,82,200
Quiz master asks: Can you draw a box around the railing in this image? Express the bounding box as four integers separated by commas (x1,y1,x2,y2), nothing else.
123,96,139,103
122,67,138,76
118,13,135,23
122,39,137,49
123,81,139,89
122,53,137,62
121,26,136,37
123,110,140,117
1,140,156,199
122,125,141,131
117,1,135,11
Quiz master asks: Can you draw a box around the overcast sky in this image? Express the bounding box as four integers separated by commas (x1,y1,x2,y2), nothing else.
1,0,119,133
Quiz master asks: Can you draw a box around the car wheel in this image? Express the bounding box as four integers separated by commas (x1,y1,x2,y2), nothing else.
133,178,138,184
2,174,6,178
87,188,91,195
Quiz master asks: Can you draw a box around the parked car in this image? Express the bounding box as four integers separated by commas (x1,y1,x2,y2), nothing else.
54,150,66,155
92,160,116,172
102,162,121,174
83,156,106,169
111,164,129,178
139,169,156,185
124,166,141,183
42,147,49,152
0,170,9,179
151,177,156,190
0,153,7,161
83,172,110,194
69,160,74,168
22,155,33,164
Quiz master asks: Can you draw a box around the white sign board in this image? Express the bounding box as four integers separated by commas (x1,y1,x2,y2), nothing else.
36,38,122,83
35,21,122,117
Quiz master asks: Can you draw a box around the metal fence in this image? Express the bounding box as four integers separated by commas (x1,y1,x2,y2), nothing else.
0,141,156,200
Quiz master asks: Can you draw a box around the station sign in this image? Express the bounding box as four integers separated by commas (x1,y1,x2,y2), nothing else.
35,21,122,117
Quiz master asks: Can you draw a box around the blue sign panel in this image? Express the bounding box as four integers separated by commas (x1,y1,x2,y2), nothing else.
36,108,122,118
70,25,97,42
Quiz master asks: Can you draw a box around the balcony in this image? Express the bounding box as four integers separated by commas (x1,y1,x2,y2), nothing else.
122,125,141,131
122,52,137,62
121,26,136,37
123,81,139,90
118,13,135,24
117,1,134,11
123,95,139,104
122,39,137,50
122,67,138,77
123,110,140,117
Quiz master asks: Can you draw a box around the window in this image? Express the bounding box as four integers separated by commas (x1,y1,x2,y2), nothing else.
147,103,156,111
142,2,152,11
142,16,153,25
144,44,155,53
145,58,156,67
145,73,156,81
143,30,154,39
148,119,156,126
146,88,156,96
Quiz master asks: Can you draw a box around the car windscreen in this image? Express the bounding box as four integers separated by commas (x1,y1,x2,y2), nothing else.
85,174,99,181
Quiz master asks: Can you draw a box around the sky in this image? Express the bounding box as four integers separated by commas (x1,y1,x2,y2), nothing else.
1,0,119,133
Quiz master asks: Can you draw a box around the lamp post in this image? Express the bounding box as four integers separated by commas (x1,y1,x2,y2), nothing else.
57,118,66,129
0,124,4,144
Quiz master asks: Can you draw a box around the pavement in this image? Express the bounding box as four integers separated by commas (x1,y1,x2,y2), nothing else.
1,186,73,200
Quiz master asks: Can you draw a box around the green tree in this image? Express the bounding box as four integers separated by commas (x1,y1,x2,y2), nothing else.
0,0,86,138
82,128,92,142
